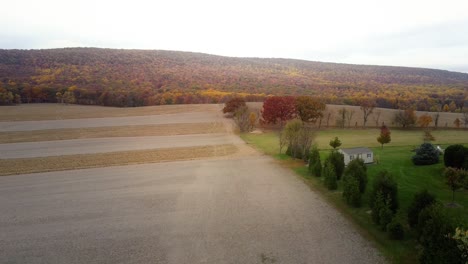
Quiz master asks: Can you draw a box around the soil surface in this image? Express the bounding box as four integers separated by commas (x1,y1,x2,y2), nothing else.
0,104,386,263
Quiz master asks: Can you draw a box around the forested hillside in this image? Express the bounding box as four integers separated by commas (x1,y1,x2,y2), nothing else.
0,48,467,111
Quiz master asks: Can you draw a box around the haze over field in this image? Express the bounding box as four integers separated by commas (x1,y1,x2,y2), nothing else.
1,0,468,72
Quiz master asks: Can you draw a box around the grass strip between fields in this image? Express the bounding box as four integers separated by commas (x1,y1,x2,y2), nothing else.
0,144,237,176
0,122,225,143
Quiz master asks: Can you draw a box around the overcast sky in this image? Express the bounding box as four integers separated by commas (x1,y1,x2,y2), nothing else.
1,0,468,73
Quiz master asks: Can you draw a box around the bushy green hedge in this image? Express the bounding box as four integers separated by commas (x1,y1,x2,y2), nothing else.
308,146,322,177
369,170,399,213
407,189,436,228
417,204,464,264
342,159,368,207
444,144,468,169
323,159,338,190
328,151,345,180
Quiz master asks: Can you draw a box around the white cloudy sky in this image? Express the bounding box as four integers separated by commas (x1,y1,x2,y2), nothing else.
1,0,468,72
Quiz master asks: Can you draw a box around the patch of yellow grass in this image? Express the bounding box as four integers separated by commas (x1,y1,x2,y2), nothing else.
0,144,238,176
0,122,226,143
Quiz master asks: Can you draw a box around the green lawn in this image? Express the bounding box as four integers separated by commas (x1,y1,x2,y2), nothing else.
241,129,468,264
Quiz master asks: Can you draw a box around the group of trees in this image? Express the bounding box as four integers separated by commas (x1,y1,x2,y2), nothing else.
1,48,467,110
443,145,468,204
0,86,21,105
260,95,326,126
222,97,257,132
406,189,467,263
393,108,468,129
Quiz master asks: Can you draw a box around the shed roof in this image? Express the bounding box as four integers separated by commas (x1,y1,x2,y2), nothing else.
339,147,373,155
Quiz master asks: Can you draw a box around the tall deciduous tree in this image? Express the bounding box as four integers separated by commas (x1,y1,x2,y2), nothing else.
462,110,468,128
345,109,355,128
261,96,296,126
335,108,347,128
394,109,416,128
295,96,326,124
417,114,433,128
282,119,315,161
377,125,391,149
233,106,253,132
359,99,376,127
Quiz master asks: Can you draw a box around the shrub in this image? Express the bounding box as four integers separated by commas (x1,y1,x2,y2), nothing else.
407,189,436,228
412,143,439,165
328,151,345,180
444,144,468,169
312,159,322,177
233,106,254,132
329,136,342,149
379,196,394,230
417,204,463,264
323,160,338,190
344,158,367,193
387,218,405,240
369,170,399,213
343,175,361,207
452,227,468,263
308,146,322,177
371,190,385,224
283,119,314,161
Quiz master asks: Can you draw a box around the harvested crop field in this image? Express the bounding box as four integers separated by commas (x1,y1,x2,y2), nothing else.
0,144,238,176
0,103,386,263
0,122,225,143
0,103,220,121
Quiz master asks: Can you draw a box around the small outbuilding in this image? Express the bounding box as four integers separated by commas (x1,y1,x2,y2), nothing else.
339,147,374,166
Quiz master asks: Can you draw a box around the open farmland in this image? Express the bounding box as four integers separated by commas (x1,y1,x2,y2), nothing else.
0,103,385,264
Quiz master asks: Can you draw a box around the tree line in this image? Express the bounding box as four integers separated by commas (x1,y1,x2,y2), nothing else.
0,48,467,110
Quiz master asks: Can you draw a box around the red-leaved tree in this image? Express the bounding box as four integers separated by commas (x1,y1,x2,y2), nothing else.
261,96,296,126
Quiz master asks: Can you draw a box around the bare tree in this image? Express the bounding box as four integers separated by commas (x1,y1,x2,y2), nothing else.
433,112,440,129
345,109,355,128
359,100,376,127
282,119,315,161
373,110,382,127
326,110,334,128
463,110,468,128
336,108,347,128
233,106,253,132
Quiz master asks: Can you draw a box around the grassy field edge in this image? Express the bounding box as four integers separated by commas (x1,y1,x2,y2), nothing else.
240,131,468,263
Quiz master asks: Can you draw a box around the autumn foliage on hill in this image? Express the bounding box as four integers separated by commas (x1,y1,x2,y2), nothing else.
0,48,467,110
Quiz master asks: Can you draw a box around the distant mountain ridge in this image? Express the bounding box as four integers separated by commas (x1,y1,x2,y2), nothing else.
0,48,466,110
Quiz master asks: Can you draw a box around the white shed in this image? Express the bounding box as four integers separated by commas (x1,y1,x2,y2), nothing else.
338,147,374,166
